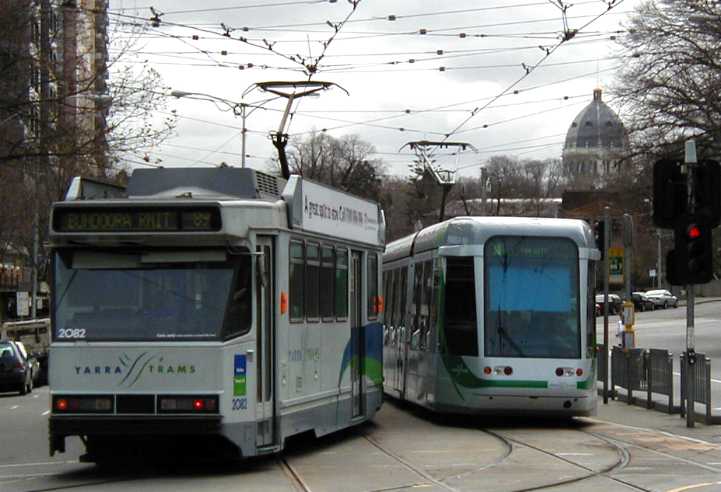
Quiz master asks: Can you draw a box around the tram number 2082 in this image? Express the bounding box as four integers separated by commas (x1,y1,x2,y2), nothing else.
232,398,248,411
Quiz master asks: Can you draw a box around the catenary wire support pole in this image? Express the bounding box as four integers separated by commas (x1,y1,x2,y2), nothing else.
169,90,278,168
684,139,697,428
603,206,610,404
400,141,478,223
247,81,348,179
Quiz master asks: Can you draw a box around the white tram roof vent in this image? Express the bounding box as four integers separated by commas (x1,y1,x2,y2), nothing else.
126,167,287,201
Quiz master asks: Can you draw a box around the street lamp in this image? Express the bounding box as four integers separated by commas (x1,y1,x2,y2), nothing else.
169,90,276,168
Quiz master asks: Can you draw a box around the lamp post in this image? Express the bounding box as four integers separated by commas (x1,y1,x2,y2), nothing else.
169,90,275,168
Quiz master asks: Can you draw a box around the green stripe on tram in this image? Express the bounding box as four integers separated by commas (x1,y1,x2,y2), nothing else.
576,379,594,390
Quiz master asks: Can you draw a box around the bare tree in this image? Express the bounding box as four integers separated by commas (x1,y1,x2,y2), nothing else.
285,131,385,202
613,0,721,156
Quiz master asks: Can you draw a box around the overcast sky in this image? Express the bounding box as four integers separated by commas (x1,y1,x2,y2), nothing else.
110,0,640,177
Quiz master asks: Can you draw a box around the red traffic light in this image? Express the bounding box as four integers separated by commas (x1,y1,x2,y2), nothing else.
688,225,701,239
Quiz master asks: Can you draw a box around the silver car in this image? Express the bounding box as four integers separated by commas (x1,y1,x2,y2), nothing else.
644,289,678,309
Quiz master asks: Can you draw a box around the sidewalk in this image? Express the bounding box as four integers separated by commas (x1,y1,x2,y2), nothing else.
678,296,721,307
594,394,721,443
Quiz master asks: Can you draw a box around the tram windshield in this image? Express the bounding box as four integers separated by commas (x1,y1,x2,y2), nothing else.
484,237,580,359
52,249,252,341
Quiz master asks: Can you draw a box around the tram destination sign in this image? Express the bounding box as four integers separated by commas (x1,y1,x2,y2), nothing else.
53,206,222,233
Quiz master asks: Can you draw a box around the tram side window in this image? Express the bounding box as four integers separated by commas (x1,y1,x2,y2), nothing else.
419,260,432,350
367,253,379,319
397,267,408,335
320,246,335,320
444,257,478,356
428,259,441,351
305,243,320,321
411,262,424,349
335,248,349,320
290,241,304,322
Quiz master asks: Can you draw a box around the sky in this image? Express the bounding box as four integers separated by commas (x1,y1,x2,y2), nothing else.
109,0,641,178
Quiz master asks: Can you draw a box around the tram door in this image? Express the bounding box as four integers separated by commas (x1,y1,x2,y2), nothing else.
255,238,275,447
350,251,364,418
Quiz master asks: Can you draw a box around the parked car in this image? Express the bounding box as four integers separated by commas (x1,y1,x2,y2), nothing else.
0,340,35,395
595,293,623,314
631,292,655,312
644,289,678,309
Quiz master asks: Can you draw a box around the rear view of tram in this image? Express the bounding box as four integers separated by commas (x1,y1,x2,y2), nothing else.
48,168,386,462
382,217,600,416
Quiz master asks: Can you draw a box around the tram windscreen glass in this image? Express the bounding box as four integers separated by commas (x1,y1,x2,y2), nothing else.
484,237,580,359
52,249,252,341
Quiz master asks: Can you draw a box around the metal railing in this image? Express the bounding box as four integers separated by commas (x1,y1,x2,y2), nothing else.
611,347,646,403
605,347,715,421
646,349,674,413
680,352,713,424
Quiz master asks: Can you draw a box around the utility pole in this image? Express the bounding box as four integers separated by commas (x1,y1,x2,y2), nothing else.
656,230,663,288
684,139,697,428
602,206,610,404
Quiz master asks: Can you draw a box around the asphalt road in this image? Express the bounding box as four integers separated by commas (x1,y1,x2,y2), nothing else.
596,299,721,413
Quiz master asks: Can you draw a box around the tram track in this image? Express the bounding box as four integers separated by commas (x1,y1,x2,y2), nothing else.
485,427,653,492
277,456,314,492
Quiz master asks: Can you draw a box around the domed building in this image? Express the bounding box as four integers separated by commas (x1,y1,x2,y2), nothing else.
562,88,629,188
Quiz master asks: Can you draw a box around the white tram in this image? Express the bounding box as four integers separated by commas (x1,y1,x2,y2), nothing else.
47,168,385,461
382,217,600,416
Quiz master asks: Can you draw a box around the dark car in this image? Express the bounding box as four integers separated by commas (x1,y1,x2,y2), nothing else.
631,292,655,312
0,341,34,395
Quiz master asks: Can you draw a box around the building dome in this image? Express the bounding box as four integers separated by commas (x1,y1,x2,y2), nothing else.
562,88,629,186
564,88,627,151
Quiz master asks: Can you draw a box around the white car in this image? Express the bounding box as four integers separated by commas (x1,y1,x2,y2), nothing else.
644,289,678,309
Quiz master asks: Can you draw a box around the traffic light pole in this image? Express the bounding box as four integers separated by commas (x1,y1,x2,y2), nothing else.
685,140,697,428
603,206,610,404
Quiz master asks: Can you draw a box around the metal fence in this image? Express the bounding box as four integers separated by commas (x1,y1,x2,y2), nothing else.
646,349,674,413
611,347,646,403
680,352,713,424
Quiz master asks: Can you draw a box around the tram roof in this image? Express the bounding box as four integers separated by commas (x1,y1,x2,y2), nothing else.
384,216,596,262
51,168,385,248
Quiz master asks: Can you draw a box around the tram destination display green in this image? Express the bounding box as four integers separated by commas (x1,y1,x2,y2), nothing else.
53,206,222,233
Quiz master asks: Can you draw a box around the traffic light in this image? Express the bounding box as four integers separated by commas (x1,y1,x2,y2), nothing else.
694,159,721,228
653,159,686,228
667,218,713,285
593,220,606,259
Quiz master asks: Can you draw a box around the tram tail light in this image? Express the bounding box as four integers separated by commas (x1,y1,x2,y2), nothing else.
483,366,492,375
493,366,513,376
158,395,219,414
555,367,576,377
52,395,113,413
576,368,584,377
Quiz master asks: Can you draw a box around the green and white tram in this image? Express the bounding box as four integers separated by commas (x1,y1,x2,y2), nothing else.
382,217,600,416
48,168,385,461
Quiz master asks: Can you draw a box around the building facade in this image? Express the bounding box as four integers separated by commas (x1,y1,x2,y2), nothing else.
562,88,629,189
